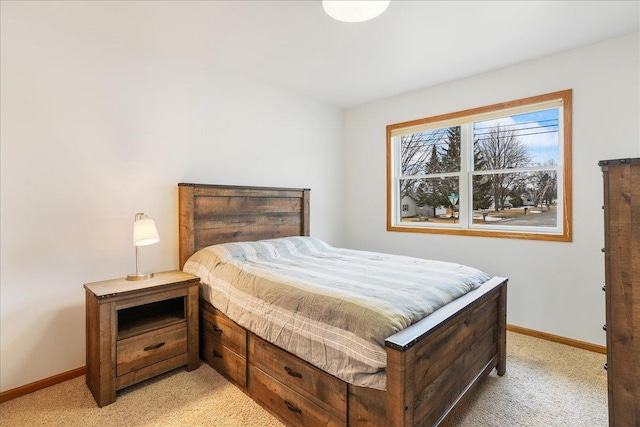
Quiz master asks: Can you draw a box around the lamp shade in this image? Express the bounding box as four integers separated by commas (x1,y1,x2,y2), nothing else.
322,1,390,23
133,218,159,246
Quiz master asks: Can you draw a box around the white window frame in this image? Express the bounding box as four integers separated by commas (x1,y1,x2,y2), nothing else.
386,90,572,242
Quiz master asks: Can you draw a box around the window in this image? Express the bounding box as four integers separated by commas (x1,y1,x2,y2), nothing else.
387,90,572,241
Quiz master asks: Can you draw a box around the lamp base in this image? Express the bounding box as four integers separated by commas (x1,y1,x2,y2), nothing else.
126,272,155,281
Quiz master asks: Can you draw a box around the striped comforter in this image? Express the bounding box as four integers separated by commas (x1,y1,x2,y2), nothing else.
183,236,491,390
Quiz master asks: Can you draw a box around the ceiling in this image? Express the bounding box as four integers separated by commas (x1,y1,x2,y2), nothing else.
7,1,640,108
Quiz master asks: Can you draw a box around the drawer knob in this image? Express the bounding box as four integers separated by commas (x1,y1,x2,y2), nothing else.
143,342,166,351
212,325,224,334
602,285,605,292
284,366,303,379
604,362,608,371
284,400,302,414
602,324,606,331
213,350,223,359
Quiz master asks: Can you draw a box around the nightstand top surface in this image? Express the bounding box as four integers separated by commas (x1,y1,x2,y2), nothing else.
84,270,199,299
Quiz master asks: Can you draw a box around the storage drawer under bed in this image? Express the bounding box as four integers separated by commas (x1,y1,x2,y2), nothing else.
199,303,247,387
201,330,247,387
250,335,347,415
198,300,347,426
200,303,247,355
250,366,346,427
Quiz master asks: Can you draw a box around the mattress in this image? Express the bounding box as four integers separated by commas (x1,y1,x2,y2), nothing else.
183,236,491,389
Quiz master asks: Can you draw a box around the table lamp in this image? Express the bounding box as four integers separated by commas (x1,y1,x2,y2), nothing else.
126,212,160,281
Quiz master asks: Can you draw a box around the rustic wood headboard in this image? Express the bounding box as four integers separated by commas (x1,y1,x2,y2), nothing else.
178,183,310,269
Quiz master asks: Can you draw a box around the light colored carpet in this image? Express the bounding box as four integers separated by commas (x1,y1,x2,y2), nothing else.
451,332,607,427
0,332,607,426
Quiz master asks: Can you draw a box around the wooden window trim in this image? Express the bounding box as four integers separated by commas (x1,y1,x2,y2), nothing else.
386,89,572,242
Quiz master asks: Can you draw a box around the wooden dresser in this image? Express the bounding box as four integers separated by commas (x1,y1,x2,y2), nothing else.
599,158,640,426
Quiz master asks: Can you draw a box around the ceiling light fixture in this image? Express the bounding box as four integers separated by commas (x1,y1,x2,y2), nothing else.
322,1,390,23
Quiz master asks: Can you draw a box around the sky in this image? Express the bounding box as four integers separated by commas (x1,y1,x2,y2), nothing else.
474,108,560,166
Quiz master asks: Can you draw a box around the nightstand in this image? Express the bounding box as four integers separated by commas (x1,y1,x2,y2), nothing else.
84,270,200,407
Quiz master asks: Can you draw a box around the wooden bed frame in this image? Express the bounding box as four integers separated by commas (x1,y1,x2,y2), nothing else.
178,183,507,427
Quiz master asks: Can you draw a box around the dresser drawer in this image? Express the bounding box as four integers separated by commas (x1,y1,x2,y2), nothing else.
250,367,346,427
250,335,347,416
200,304,246,355
202,331,247,387
116,322,187,376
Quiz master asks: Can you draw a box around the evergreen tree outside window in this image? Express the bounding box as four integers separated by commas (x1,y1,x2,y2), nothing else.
387,90,572,241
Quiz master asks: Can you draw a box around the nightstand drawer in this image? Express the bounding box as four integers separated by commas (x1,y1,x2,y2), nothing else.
200,304,246,355
117,322,187,376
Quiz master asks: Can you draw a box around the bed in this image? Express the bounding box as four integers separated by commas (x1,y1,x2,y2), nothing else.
178,183,507,427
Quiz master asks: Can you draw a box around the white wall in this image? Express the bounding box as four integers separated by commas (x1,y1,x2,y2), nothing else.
0,6,344,391
2,3,637,395
343,33,640,347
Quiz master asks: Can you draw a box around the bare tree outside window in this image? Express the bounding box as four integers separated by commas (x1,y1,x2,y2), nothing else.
527,163,558,208
474,124,532,210
399,129,446,196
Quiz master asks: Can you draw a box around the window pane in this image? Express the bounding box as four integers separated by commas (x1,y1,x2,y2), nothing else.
400,126,461,176
472,171,558,228
398,177,459,223
474,109,559,170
